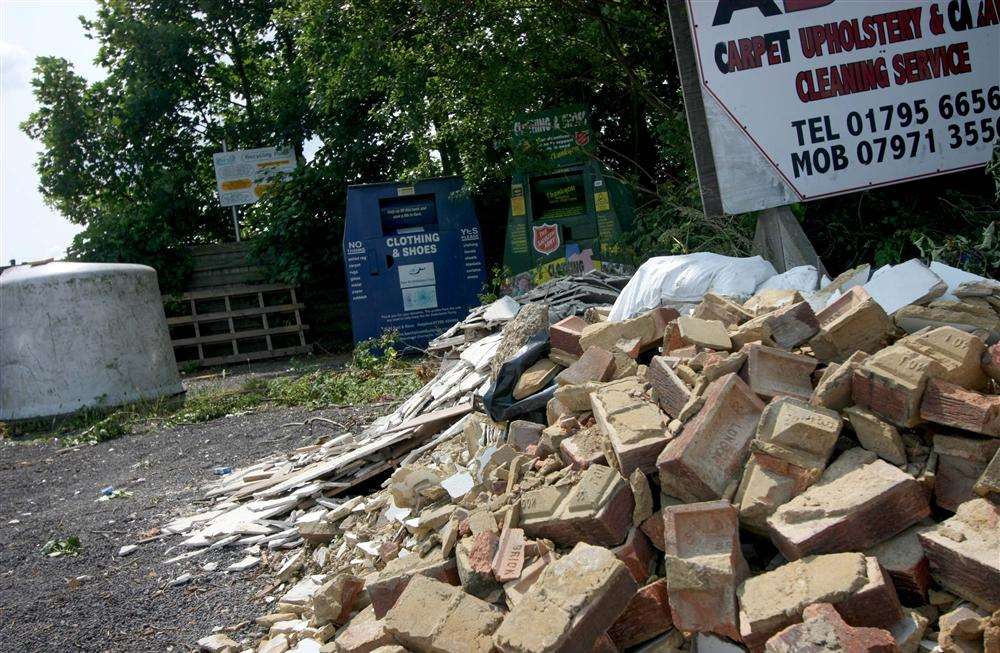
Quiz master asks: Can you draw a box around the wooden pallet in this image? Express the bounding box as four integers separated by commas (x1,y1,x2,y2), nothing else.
165,283,310,368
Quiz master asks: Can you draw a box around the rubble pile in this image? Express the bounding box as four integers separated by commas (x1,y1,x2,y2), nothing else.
181,260,1000,653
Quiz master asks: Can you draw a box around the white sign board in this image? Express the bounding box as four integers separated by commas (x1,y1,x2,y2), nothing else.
212,146,297,207
686,0,1000,213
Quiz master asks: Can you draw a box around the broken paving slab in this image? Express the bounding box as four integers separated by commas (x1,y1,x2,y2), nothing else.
662,500,748,640
767,448,930,560
590,376,670,476
493,542,638,653
383,574,503,653
918,497,1000,611
657,373,764,503
863,258,947,316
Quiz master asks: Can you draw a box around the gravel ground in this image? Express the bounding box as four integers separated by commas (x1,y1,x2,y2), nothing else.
0,402,388,653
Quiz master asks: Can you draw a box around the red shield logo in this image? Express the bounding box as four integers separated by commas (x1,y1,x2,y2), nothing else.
575,131,590,146
532,224,560,255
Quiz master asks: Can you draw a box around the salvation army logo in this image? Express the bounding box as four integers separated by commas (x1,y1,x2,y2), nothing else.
575,131,590,146
532,224,560,255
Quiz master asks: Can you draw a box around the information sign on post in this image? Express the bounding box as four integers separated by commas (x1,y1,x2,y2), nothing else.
212,146,298,208
678,0,999,214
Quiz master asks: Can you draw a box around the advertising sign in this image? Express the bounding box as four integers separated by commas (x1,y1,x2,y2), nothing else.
212,146,298,207
512,105,595,168
684,0,999,210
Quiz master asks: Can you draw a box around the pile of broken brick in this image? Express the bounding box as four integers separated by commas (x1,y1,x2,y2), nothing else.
197,270,1000,653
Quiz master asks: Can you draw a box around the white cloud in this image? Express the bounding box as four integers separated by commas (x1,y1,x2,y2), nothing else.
0,40,32,91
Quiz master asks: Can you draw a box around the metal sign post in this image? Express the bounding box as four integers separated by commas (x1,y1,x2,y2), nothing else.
666,0,825,274
221,139,241,242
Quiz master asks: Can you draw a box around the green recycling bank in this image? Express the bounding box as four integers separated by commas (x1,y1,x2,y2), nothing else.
503,106,635,294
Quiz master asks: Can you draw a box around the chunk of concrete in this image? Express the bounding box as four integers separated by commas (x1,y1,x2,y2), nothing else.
657,373,764,503
493,542,639,653
383,574,503,653
767,449,931,560
973,446,1000,501
918,498,1000,611
663,500,748,640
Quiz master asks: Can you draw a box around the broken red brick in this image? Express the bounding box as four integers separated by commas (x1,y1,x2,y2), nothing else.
765,603,898,653
809,287,894,363
767,449,930,560
456,530,501,599
608,579,673,649
612,527,657,584
657,373,764,502
367,549,460,618
492,527,526,583
692,293,752,327
591,377,670,477
853,345,946,428
918,497,1000,611
920,378,1000,437
741,343,817,401
550,315,588,356
866,522,934,606
557,346,616,386
493,542,638,653
519,464,634,547
384,574,503,653
662,500,748,640
559,426,608,470
640,509,664,552
932,434,1000,513
647,356,692,419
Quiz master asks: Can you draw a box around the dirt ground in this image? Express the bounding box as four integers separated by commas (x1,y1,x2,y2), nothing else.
0,401,388,653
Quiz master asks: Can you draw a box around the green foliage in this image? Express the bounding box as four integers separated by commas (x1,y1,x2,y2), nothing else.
41,536,82,558
914,222,999,278
23,0,998,293
478,264,512,304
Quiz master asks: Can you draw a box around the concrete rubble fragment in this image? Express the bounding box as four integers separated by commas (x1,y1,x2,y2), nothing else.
159,260,1000,653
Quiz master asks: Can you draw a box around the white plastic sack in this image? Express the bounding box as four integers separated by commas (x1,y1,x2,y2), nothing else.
755,265,820,294
608,253,777,321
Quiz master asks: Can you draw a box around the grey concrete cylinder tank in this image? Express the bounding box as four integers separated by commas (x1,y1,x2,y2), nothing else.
0,262,183,420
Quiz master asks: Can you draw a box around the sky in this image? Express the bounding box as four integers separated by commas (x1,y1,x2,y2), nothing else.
1,0,100,263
